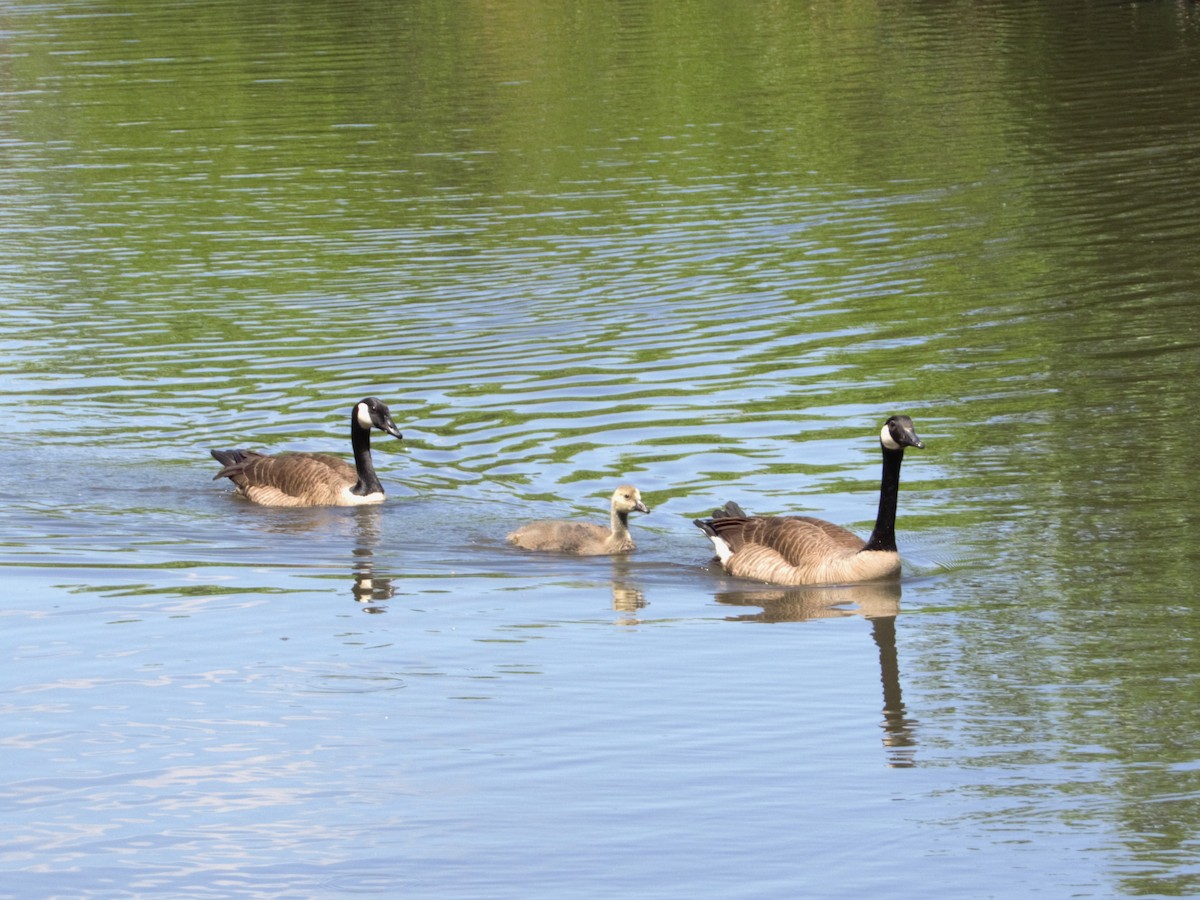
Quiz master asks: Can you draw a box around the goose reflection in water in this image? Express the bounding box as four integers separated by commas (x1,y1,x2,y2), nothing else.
350,507,395,609
715,580,918,767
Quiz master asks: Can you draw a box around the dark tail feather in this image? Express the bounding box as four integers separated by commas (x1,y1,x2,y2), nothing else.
713,500,748,519
694,500,750,535
210,448,251,480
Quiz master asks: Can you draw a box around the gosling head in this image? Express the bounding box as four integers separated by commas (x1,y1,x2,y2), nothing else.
879,415,924,452
354,397,404,441
611,484,650,516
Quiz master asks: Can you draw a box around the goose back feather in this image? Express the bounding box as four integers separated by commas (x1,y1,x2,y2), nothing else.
211,450,361,508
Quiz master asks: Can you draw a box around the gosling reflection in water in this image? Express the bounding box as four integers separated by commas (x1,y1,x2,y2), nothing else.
716,580,917,767
612,585,646,613
608,555,647,625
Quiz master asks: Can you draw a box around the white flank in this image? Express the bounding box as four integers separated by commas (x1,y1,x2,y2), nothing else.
340,486,386,506
709,534,734,566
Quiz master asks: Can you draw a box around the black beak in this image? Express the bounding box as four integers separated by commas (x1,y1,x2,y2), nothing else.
890,416,924,450
377,415,403,441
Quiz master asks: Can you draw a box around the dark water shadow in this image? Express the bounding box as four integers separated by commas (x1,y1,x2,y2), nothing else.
716,580,918,767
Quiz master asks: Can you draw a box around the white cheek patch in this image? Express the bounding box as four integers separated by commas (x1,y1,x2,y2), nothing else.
356,403,374,430
880,423,901,450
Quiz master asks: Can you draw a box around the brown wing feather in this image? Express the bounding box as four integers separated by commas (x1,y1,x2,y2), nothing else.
707,514,863,559
214,451,357,507
748,516,866,560
705,512,898,585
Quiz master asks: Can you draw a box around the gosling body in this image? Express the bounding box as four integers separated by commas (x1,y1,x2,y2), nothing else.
508,485,650,555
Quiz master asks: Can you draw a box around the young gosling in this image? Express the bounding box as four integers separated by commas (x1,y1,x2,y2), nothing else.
507,484,650,555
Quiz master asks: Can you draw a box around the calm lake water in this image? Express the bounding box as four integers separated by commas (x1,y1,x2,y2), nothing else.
3,1,1200,897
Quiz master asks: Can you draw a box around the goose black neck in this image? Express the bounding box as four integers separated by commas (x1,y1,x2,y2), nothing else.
863,446,905,553
610,507,631,538
350,418,383,496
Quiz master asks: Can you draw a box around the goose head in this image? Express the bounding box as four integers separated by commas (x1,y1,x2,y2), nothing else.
612,484,650,516
355,397,404,440
879,415,923,451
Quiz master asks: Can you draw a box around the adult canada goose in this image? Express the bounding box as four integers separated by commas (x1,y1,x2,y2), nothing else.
210,397,404,507
507,484,650,555
694,415,925,585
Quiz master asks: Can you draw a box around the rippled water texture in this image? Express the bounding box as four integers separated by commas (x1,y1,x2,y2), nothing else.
2,2,1200,897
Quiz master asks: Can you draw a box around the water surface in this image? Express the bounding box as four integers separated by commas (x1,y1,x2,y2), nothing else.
2,1,1200,897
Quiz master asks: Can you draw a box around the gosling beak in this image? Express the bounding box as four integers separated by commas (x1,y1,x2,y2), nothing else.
635,501,650,514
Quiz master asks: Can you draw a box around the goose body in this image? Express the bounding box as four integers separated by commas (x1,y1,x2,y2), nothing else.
507,485,650,555
211,397,403,508
694,416,924,586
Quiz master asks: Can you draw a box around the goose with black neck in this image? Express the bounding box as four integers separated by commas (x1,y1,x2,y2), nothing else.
694,416,925,585
210,397,404,508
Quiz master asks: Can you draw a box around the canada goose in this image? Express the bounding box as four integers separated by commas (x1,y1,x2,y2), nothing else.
210,397,404,507
507,485,650,555
694,415,925,585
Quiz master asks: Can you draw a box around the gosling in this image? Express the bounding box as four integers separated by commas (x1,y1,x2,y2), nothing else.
507,485,650,555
